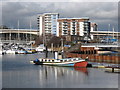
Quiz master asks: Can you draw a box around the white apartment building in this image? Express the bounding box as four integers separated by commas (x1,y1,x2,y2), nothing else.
37,13,59,36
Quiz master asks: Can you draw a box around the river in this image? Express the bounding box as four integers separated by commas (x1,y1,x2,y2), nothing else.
1,52,119,88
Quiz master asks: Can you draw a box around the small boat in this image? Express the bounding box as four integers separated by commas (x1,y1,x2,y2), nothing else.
104,65,120,73
30,57,88,67
6,49,16,54
35,45,45,52
17,50,27,54
0,50,4,55
27,49,36,54
105,68,120,73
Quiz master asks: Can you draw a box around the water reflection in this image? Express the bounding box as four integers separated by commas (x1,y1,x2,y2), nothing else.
37,65,88,88
2,53,118,88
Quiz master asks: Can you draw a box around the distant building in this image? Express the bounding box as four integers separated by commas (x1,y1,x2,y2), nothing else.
90,23,98,39
91,23,97,31
37,13,93,42
57,18,91,41
37,13,59,36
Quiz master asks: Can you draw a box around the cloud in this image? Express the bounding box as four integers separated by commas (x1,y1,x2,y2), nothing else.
2,0,119,2
0,2,2,25
1,2,119,31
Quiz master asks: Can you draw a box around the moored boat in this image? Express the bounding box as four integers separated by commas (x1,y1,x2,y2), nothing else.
6,50,16,54
105,68,120,73
30,57,88,67
17,50,27,54
27,49,36,54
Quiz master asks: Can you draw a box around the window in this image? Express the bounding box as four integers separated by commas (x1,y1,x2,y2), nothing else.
53,25,56,27
60,60,63,62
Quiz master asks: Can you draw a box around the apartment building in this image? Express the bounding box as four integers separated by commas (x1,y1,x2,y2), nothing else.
57,18,91,37
37,13,59,36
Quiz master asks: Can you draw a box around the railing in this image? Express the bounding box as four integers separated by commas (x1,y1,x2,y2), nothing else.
81,43,120,47
1,40,35,44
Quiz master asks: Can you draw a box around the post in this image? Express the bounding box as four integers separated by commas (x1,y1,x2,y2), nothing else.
51,43,53,53
30,20,32,49
45,45,48,58
61,38,64,52
54,52,58,59
112,27,114,39
107,24,110,44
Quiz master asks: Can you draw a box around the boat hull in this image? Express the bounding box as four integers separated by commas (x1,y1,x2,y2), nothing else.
17,51,27,54
31,60,88,67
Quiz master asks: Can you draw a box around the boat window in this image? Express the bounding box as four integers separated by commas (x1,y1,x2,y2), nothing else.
73,59,76,61
41,59,43,62
45,60,47,62
52,60,54,62
60,60,63,62
64,60,67,62
48,60,50,62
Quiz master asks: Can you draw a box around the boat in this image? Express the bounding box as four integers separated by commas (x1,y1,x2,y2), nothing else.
35,44,45,52
27,49,36,54
30,57,88,67
6,49,16,54
105,68,120,73
0,50,4,55
104,64,120,73
17,49,27,54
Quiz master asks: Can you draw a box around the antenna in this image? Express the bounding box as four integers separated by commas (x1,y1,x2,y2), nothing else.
112,26,114,39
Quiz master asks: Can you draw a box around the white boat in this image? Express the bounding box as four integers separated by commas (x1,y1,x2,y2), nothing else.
6,50,16,54
30,52,88,67
36,44,45,52
105,68,120,73
17,50,27,54
30,57,88,67
0,50,3,55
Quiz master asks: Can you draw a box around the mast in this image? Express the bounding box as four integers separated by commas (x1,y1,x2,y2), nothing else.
108,24,110,44
18,20,20,44
30,20,32,49
9,29,11,44
43,29,48,58
51,43,54,53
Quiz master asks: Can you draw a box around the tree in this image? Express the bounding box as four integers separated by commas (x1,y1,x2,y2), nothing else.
34,35,43,45
47,36,61,47
34,34,62,48
0,25,10,29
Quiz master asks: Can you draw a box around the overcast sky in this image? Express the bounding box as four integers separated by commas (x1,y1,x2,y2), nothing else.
1,1,119,32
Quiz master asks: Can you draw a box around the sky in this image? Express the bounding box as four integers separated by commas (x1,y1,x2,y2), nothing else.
0,0,119,32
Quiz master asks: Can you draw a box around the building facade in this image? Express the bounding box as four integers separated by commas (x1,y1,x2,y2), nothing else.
57,18,91,38
37,13,91,41
37,13,59,36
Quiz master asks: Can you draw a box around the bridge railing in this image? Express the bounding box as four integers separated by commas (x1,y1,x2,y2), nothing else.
81,43,120,47
1,40,35,44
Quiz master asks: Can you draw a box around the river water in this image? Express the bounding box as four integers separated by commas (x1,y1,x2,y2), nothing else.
1,52,119,88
